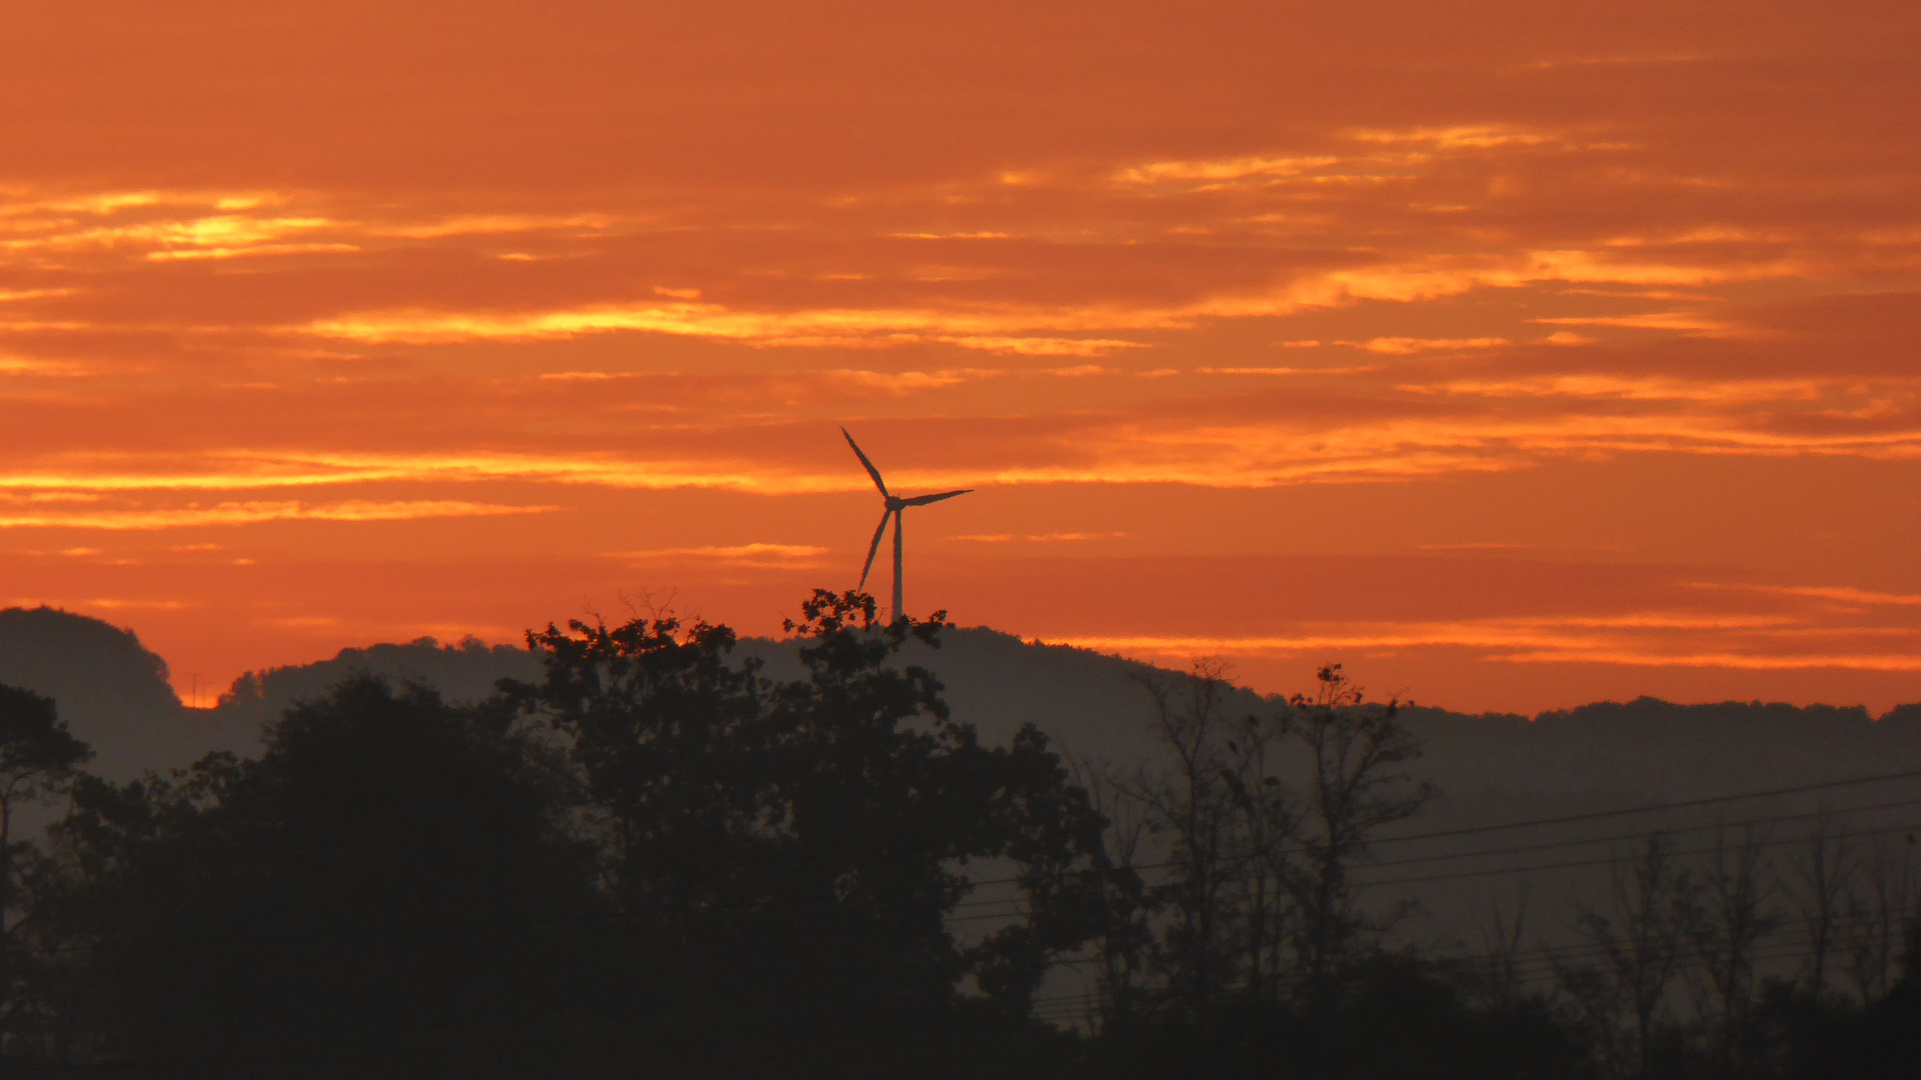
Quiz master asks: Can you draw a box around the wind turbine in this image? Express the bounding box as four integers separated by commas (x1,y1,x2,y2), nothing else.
842,427,972,624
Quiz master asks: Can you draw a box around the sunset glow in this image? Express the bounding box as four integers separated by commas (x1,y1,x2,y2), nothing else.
3,1,1917,711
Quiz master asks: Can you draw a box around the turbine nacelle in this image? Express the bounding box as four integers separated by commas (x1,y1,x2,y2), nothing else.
841,427,973,622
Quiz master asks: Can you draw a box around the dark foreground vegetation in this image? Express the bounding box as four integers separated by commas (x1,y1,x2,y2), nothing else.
0,591,1914,1078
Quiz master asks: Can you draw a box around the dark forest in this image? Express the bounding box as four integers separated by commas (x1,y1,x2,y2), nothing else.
0,590,1914,1079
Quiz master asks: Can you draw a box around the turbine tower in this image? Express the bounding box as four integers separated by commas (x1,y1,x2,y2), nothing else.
842,427,972,624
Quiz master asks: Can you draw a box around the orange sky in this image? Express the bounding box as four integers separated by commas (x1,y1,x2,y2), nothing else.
2,1,1918,713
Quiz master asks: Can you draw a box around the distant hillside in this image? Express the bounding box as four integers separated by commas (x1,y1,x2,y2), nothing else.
1411,697,1893,806
202,623,1921,809
7,607,1919,837
744,627,1223,764
216,636,544,732
209,627,1921,963
0,607,252,778
208,626,1235,766
8,609,1919,963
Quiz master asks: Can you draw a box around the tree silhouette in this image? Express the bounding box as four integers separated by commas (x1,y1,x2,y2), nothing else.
504,589,1109,1072
1117,658,1254,1015
1091,662,1430,1018
1679,822,1777,1074
43,677,596,1073
0,684,90,1055
12,598,1921,1079
1275,665,1432,1001
1559,833,1691,1080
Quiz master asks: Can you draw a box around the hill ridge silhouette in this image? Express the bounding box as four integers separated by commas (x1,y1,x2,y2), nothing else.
5,606,1917,799
7,605,1919,1025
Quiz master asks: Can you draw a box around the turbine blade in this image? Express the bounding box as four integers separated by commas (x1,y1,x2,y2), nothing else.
901,488,973,507
842,427,889,498
857,509,891,589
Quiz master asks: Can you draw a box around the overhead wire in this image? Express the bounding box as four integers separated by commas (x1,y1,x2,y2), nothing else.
0,775,1908,1065
942,765,1921,897
942,818,1921,925
943,789,1921,916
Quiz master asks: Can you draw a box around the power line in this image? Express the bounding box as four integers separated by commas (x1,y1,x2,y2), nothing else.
1369,767,1921,846
7,761,1910,1033
944,791,1921,915
1351,819,1919,891
944,817,1921,924
946,765,1921,898
1349,796,1918,872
